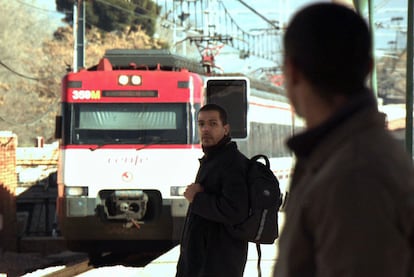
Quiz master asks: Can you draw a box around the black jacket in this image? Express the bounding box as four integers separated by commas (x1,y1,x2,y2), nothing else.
176,140,249,277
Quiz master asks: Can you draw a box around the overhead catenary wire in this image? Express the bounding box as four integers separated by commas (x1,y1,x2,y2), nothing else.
15,0,57,13
93,0,157,22
0,60,42,81
236,0,279,30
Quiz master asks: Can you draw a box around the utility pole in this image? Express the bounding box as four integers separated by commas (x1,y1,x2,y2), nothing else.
350,0,377,97
406,0,413,156
73,0,85,72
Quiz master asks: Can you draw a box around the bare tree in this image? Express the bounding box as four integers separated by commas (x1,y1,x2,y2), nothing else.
0,1,63,146
0,0,166,146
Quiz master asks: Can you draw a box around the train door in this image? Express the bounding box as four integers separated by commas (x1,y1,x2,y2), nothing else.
205,77,249,139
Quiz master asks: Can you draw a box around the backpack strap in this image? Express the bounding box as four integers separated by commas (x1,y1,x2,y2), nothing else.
251,154,270,168
256,242,262,277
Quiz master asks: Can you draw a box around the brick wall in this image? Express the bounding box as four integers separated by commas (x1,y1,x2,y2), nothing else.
0,131,18,251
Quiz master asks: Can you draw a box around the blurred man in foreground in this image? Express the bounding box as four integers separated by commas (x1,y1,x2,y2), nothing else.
274,3,414,277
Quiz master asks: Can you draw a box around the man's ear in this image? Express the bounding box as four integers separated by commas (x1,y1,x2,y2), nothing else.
224,124,230,136
284,58,300,85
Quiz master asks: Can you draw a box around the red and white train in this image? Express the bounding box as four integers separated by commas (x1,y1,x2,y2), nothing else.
55,49,299,258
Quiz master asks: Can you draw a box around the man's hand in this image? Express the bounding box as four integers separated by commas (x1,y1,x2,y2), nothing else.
184,183,204,203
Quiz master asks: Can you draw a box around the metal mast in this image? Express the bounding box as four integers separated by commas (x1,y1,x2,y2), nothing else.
73,0,85,72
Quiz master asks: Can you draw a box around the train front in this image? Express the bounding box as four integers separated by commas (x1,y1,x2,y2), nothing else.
55,53,204,256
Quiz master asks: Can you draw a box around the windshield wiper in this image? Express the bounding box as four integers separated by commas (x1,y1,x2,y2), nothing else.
89,143,106,151
135,136,162,151
88,138,121,151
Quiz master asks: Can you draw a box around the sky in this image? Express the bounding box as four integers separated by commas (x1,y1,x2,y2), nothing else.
31,0,409,41
31,0,64,27
30,0,409,72
30,0,316,72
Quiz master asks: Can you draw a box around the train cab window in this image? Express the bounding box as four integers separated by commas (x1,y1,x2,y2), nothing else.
66,103,188,145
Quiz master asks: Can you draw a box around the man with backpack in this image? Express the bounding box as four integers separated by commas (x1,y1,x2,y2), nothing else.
274,3,414,277
176,103,250,277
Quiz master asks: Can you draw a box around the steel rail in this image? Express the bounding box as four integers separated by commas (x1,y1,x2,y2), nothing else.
43,259,93,277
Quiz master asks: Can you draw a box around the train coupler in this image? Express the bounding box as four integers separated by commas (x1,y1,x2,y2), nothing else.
124,218,143,229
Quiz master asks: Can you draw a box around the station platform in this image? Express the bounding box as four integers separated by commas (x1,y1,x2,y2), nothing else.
140,213,284,277
140,242,278,277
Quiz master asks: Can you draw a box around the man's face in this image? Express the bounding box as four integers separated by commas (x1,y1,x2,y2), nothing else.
197,110,229,147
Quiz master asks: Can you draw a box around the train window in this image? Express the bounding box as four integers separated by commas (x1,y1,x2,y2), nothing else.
67,103,188,145
206,78,248,139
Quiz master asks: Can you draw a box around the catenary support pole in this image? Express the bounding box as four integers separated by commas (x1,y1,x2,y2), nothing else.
405,0,413,156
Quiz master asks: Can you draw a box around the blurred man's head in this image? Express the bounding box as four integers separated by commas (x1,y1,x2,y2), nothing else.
283,3,372,106
197,104,230,147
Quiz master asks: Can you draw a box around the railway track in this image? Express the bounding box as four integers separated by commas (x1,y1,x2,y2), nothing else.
43,259,93,277
39,250,163,277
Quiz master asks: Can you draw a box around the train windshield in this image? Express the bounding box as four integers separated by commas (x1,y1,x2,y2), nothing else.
66,103,190,145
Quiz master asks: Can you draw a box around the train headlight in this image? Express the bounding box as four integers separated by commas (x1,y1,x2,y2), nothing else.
65,186,88,197
170,186,187,196
131,75,142,85
118,75,129,86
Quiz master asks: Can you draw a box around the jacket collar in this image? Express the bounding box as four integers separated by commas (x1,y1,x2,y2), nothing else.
287,90,378,158
200,135,233,162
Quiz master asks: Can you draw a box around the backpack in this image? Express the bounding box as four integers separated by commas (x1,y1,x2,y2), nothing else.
229,154,282,277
